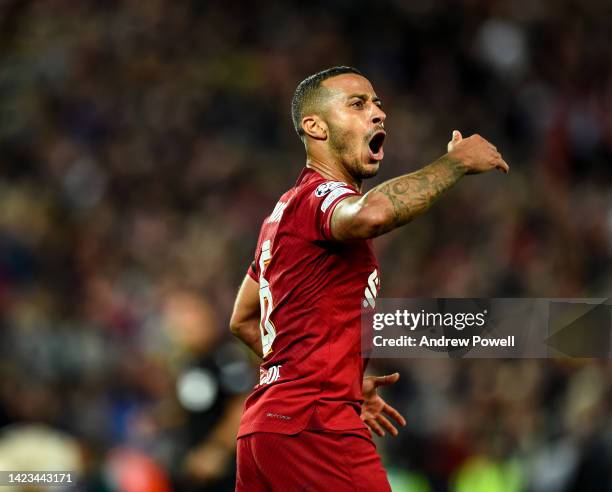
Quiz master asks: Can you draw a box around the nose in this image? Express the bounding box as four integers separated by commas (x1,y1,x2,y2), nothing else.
372,105,386,126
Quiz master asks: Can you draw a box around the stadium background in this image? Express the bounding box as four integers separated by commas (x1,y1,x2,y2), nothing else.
0,1,611,491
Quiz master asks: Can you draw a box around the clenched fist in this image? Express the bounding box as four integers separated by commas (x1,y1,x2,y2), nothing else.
447,130,509,174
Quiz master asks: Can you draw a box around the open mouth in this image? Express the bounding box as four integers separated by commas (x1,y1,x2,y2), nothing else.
368,131,386,161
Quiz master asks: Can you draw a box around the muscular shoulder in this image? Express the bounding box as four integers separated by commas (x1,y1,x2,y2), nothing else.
293,177,360,241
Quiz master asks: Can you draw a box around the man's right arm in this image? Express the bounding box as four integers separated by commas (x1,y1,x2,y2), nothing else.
229,274,263,358
331,132,509,240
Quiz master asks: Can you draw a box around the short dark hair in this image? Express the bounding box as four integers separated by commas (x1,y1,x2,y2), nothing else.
291,66,363,138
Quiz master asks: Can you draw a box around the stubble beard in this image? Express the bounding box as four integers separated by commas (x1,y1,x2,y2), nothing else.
328,124,378,182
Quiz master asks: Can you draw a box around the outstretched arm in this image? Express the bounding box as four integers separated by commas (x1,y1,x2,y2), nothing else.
230,274,263,358
331,131,509,240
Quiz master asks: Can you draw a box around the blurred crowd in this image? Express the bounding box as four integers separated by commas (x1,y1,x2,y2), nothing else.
0,0,611,491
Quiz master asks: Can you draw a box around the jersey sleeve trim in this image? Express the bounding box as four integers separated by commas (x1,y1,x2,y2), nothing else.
247,261,258,282
321,189,360,240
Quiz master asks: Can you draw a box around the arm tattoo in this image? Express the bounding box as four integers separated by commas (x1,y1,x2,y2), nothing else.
371,155,465,229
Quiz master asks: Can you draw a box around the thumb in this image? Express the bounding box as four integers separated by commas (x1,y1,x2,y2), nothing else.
374,372,400,387
448,130,462,152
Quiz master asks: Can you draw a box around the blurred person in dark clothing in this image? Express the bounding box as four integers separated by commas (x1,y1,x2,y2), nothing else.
163,289,255,492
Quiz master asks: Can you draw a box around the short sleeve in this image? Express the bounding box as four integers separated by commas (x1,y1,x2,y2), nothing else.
302,181,361,241
246,228,264,282
246,260,258,282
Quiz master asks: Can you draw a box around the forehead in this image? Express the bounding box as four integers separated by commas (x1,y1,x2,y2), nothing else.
321,73,376,98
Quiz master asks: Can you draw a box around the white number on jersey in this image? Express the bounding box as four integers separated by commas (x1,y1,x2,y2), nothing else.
258,240,277,357
363,268,380,308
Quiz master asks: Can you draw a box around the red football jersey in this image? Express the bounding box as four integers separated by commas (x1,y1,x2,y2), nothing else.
238,167,381,437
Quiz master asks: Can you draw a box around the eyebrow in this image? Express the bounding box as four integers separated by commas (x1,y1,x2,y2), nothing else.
347,93,382,104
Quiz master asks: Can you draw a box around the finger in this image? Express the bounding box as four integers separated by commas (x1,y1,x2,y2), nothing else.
495,157,510,174
448,130,462,152
383,403,407,426
377,414,398,436
373,372,400,388
365,418,385,437
489,151,508,173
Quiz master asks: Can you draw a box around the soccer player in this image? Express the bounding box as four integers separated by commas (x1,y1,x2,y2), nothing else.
230,66,508,491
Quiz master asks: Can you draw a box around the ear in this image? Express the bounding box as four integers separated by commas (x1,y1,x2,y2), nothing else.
301,115,327,140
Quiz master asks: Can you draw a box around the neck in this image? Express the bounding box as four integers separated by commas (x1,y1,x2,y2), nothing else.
305,155,362,191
